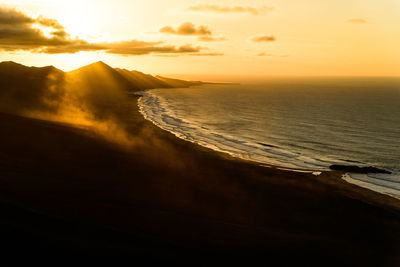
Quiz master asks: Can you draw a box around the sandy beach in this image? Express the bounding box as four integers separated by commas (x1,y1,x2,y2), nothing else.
0,93,400,266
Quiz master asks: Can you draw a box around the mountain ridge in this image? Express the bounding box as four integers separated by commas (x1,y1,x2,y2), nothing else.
0,60,204,91
0,60,207,123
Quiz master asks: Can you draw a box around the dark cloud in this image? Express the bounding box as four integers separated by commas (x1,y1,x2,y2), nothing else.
187,4,275,15
0,7,206,56
105,41,201,55
347,18,368,23
40,42,107,54
160,22,212,36
251,35,277,42
0,7,34,24
0,8,69,50
198,36,226,42
36,15,65,30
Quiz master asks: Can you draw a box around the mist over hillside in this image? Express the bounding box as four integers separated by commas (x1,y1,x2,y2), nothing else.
0,61,203,144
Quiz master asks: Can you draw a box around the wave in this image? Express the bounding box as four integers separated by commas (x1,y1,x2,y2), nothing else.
342,173,400,199
137,89,400,199
138,90,339,171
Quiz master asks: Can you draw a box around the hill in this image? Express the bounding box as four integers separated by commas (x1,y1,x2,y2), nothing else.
155,75,203,88
0,61,204,119
116,68,172,89
0,61,65,114
69,61,142,92
70,61,203,92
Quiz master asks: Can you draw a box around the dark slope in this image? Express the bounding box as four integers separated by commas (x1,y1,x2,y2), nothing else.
116,68,172,89
69,61,203,92
0,61,203,97
0,61,204,120
156,75,203,88
0,107,400,266
0,61,400,266
0,61,65,114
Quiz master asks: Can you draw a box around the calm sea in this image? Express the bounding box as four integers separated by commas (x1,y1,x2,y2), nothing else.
138,78,400,198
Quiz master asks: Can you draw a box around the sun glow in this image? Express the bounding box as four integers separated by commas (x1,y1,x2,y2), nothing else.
31,23,53,38
1,0,399,77
61,20,93,40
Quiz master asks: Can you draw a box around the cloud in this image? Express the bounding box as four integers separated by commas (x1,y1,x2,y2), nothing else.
36,15,65,30
0,7,34,24
160,22,212,36
198,36,226,42
347,18,368,23
0,7,206,56
0,7,72,50
187,4,275,15
42,40,202,56
189,53,224,56
251,35,277,42
154,54,180,58
257,52,272,57
257,52,288,57
106,42,202,55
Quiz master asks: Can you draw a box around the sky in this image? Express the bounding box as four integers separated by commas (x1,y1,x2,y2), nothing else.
0,0,399,79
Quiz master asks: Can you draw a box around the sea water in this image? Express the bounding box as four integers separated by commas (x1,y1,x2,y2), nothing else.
138,78,400,198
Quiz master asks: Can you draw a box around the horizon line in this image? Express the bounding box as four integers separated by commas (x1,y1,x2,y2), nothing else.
2,60,399,80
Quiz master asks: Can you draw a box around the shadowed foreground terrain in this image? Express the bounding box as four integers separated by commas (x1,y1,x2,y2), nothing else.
0,62,400,266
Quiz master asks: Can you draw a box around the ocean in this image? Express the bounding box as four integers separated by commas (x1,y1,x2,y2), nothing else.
138,78,400,198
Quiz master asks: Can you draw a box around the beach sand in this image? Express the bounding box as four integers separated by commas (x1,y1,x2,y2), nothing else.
0,95,400,266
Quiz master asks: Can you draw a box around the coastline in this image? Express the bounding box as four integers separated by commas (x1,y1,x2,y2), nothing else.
136,90,400,208
138,88,400,200
1,95,400,265
137,89,328,172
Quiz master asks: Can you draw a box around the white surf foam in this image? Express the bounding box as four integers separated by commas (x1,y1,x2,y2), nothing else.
342,173,400,199
138,89,400,199
138,90,337,171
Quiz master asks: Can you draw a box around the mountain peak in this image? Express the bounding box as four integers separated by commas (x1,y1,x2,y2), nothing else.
1,61,16,64
0,61,24,67
90,61,111,68
70,61,115,74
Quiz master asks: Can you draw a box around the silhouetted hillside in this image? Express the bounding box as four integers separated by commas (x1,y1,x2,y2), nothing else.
0,60,206,130
70,61,141,92
116,68,171,89
0,61,65,114
155,75,203,88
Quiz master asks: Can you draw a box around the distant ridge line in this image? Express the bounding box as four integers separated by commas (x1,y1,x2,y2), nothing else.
0,60,206,91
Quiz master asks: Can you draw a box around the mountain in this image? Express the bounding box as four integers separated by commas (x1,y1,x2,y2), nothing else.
0,61,65,114
115,68,172,89
155,75,203,88
69,61,203,92
0,60,204,96
0,61,63,82
69,61,142,92
0,60,205,120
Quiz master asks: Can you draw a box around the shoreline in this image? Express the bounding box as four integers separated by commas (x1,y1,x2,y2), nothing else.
137,89,328,172
138,88,400,201
1,95,400,265
136,88,400,212
137,92,400,209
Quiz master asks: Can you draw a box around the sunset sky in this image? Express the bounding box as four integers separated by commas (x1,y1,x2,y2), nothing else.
0,0,399,79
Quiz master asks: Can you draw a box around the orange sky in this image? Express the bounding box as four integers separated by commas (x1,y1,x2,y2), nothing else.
0,0,399,79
